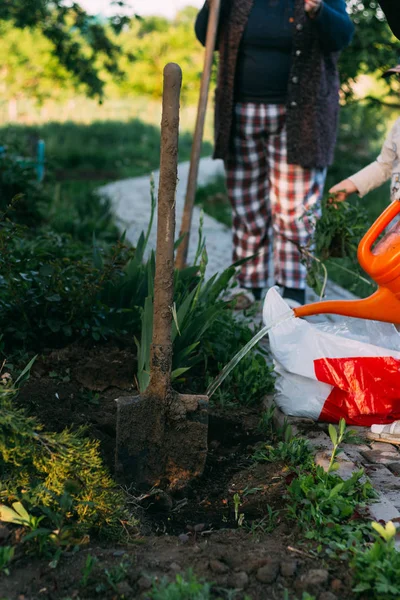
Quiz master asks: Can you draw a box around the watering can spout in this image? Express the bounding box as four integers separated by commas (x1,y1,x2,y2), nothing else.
293,287,400,324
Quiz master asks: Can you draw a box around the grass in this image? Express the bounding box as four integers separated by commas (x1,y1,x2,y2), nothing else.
0,115,213,253
0,119,212,180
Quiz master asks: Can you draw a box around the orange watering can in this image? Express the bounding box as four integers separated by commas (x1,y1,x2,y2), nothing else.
294,199,400,323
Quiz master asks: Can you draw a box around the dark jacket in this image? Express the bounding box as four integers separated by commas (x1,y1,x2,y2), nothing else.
195,0,354,169
379,0,400,39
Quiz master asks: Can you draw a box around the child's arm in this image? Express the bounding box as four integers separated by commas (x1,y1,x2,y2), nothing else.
329,121,398,201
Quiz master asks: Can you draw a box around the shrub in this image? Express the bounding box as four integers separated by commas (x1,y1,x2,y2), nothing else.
0,363,132,539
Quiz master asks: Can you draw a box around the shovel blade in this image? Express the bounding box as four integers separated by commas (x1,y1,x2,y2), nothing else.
164,394,208,491
115,394,166,489
115,392,208,491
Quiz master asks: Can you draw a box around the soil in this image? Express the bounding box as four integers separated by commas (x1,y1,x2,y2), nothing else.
4,342,355,600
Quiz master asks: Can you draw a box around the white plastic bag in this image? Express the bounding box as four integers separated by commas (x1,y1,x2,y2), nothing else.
263,287,400,425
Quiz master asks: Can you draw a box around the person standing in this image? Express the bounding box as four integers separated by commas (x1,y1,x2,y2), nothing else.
195,0,354,308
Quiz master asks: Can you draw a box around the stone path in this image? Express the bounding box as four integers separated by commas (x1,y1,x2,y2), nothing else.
99,157,229,278
100,156,400,525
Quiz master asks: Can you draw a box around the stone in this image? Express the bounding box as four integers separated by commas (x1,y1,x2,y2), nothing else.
137,576,152,591
387,462,400,477
256,561,280,584
360,450,399,466
178,534,190,543
319,593,337,600
229,571,249,589
280,560,298,578
330,579,343,592
210,559,229,574
169,562,182,572
298,569,329,593
116,581,133,596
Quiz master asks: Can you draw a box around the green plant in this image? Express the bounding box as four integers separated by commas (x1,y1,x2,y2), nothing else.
0,546,14,575
103,559,130,593
327,418,351,473
199,313,275,407
149,570,212,600
283,591,316,600
352,521,400,599
81,554,98,587
286,424,376,545
134,214,237,393
254,437,313,469
257,407,276,438
0,154,49,226
247,505,279,535
0,364,135,541
303,195,370,296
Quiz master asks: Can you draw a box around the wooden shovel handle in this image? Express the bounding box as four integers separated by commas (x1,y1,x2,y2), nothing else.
175,0,221,270
149,63,182,397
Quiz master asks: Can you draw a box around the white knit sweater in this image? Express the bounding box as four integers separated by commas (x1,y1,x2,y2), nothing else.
349,117,400,201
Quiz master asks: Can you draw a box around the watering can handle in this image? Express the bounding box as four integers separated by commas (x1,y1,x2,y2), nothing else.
358,199,400,269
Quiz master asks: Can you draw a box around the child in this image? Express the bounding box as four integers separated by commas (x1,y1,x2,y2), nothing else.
329,62,400,204
330,61,400,445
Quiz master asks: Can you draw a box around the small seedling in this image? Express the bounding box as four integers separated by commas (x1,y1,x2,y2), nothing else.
327,418,349,473
149,570,212,599
80,554,98,587
0,546,14,575
233,493,241,523
247,505,279,535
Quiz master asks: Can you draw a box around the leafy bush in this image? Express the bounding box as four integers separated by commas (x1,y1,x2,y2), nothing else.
0,363,133,539
0,153,48,226
198,310,275,406
286,423,375,545
0,213,132,352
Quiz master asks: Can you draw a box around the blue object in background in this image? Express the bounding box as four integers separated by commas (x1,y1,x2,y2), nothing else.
0,140,45,182
36,139,45,183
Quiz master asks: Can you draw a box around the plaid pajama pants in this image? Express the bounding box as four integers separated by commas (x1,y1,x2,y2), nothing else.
225,103,327,290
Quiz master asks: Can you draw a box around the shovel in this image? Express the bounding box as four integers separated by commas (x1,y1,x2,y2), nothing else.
115,63,209,492
175,0,221,270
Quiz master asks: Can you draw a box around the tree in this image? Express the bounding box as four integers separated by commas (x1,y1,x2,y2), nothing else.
0,1,134,98
0,22,75,119
341,0,400,101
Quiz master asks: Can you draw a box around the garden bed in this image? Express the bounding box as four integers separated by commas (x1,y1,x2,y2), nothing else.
2,383,357,600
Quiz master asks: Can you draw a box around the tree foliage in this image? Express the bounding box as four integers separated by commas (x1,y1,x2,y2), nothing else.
0,2,399,108
341,0,400,99
0,0,133,98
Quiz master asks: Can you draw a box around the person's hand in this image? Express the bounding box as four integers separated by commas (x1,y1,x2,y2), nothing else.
305,0,322,18
328,179,358,203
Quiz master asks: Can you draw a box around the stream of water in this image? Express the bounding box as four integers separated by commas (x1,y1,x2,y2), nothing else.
206,310,295,399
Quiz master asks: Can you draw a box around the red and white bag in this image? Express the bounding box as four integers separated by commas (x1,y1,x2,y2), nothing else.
263,287,400,425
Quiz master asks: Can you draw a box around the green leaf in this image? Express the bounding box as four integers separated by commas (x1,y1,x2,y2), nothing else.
15,356,37,385
328,423,338,446
0,503,28,525
171,302,181,336
171,367,191,381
